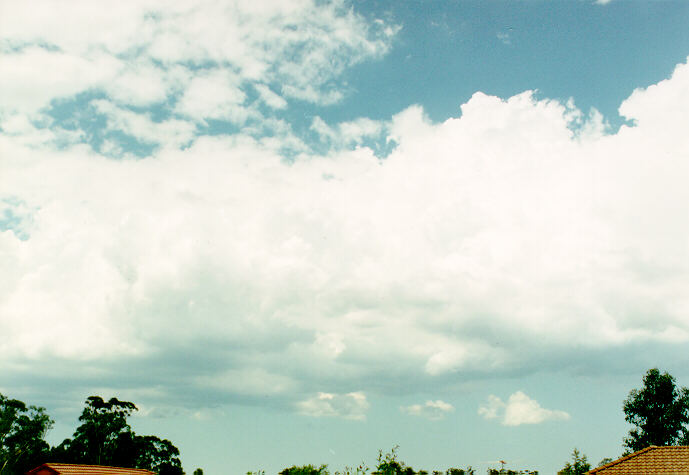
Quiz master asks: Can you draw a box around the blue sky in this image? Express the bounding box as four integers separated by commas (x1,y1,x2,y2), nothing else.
2,1,689,474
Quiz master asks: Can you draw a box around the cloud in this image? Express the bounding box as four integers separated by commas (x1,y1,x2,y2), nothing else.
197,368,297,396
2,0,689,415
255,84,288,110
478,392,570,426
297,392,369,420
91,100,197,150
0,47,120,115
174,69,248,124
0,0,397,153
477,395,504,421
619,59,689,133
0,0,395,111
311,116,388,149
401,400,455,421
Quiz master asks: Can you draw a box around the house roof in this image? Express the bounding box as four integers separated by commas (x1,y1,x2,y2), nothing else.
588,446,689,474
26,464,156,475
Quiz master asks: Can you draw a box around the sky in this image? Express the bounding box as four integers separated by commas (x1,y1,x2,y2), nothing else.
2,0,689,473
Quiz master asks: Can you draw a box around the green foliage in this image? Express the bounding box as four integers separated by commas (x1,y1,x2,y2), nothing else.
279,464,329,475
557,448,590,475
371,446,416,475
0,394,53,475
445,469,474,475
133,434,184,475
487,471,537,475
361,446,475,475
193,469,204,475
251,447,480,475
334,462,369,475
623,368,689,452
53,396,184,474
56,396,136,465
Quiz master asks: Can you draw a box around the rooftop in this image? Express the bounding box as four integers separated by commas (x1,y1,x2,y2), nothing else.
588,446,689,474
27,464,156,475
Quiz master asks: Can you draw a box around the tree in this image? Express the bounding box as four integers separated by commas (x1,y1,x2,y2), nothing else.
334,462,368,475
372,446,416,475
623,368,689,452
133,435,184,475
487,469,537,474
0,394,53,475
445,469,474,475
279,465,329,475
557,448,590,475
193,468,203,475
52,396,137,466
53,396,183,474
77,396,135,465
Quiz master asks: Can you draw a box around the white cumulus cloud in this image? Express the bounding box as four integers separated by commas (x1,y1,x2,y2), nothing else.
1,0,689,413
478,392,570,426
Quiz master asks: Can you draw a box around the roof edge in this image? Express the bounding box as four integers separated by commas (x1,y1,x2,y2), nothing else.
43,464,151,471
26,464,60,475
27,463,155,475
587,446,689,474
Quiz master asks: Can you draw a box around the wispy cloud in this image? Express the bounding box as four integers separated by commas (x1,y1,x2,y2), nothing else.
297,392,370,421
0,0,397,153
401,400,455,421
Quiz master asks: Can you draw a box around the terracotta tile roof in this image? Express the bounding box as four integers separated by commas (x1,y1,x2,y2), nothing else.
588,446,689,474
27,464,156,475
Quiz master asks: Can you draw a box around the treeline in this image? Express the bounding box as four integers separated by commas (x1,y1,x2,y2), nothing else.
0,394,186,475
253,446,538,475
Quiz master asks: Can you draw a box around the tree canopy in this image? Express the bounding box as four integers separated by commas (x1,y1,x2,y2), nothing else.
0,394,53,475
623,368,689,452
52,396,184,474
557,448,590,475
279,465,330,475
372,446,415,475
275,448,479,475
51,396,137,466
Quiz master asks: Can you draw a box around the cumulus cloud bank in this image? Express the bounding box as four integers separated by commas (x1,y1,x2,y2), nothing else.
1,0,689,413
478,392,570,426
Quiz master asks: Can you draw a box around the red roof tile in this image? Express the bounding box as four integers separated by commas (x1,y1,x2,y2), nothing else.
588,446,689,474
27,464,156,475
